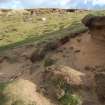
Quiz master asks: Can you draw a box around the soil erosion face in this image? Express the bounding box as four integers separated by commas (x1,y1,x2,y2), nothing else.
81,15,105,104
0,15,105,105
82,15,105,41
49,32,105,105
43,15,105,105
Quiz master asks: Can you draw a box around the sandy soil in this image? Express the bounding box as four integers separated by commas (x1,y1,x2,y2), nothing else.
0,32,105,105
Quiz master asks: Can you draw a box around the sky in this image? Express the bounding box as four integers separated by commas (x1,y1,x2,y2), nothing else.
0,0,105,9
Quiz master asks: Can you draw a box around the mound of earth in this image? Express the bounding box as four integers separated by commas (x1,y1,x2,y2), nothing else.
43,65,81,96
0,79,54,105
95,71,105,103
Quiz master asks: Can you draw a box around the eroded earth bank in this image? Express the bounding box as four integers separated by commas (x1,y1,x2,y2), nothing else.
0,15,105,105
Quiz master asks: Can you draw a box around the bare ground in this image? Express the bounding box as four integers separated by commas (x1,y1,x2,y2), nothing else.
0,32,105,105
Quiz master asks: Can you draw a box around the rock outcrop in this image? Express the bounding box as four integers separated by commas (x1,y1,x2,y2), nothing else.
82,15,105,41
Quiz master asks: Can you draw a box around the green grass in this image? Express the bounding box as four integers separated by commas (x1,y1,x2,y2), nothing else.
46,76,81,105
0,10,104,52
0,82,10,105
0,12,89,51
59,93,81,105
54,79,81,105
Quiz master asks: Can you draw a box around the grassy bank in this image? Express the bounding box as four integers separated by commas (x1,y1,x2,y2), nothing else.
0,10,104,51
0,11,89,51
